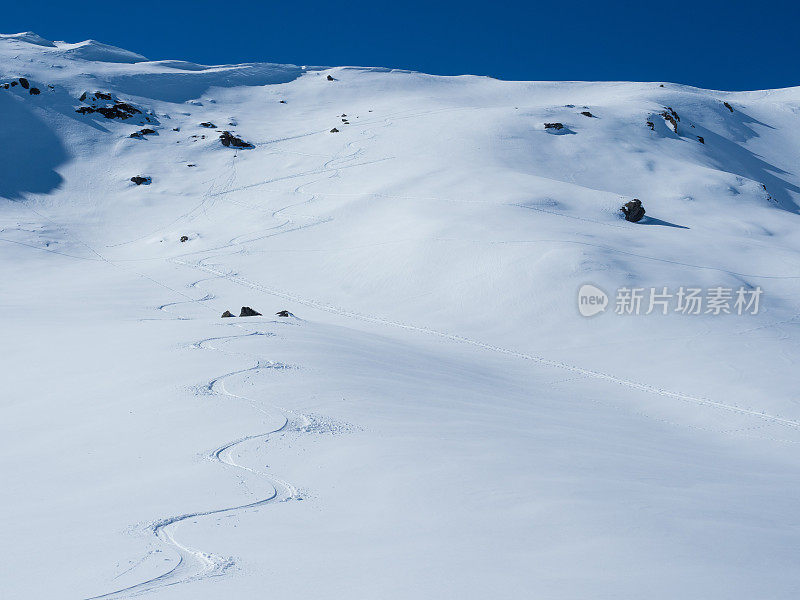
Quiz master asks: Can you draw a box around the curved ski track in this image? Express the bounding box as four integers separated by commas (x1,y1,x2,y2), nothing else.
85,333,301,599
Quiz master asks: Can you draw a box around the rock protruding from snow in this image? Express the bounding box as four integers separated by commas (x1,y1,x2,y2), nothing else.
74,91,158,125
130,176,151,185
180,235,189,242
221,310,234,318
276,310,294,317
621,199,646,222
239,306,262,317
76,91,153,122
130,128,157,139
544,122,564,130
219,131,254,148
660,107,680,134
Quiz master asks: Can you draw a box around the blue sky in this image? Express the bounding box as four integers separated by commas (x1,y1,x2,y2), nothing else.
6,0,799,90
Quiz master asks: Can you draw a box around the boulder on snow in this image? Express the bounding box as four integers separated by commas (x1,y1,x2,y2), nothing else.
29,87,40,95
723,101,734,112
276,310,294,317
580,111,594,117
646,120,655,130
327,74,335,81
130,127,157,139
180,235,189,242
221,310,234,318
219,131,254,148
200,122,216,128
18,77,29,89
330,127,339,133
130,176,151,185
621,199,646,222
544,122,564,130
83,91,112,101
697,136,705,144
239,306,262,317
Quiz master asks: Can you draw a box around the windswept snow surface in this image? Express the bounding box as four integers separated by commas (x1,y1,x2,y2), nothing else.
2,33,800,599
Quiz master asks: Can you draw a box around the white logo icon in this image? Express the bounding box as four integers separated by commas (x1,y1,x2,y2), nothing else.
578,284,608,317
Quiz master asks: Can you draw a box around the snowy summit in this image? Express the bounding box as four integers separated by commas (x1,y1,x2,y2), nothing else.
3,32,800,599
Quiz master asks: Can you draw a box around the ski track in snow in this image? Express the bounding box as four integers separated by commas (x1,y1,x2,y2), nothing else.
83,118,378,599
85,330,302,599
177,258,800,432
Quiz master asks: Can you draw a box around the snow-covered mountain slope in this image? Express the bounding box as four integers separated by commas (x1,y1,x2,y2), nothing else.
3,32,800,599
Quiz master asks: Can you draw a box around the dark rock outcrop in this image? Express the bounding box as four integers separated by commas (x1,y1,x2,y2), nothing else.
659,107,680,134
130,176,151,185
544,122,564,130
130,128,156,139
221,310,234,318
723,101,734,112
18,77,29,89
276,310,294,317
200,122,216,128
77,98,143,120
646,120,655,130
327,74,334,81
219,131,254,148
621,199,646,222
239,306,262,317
180,235,189,242
664,107,680,122
580,111,594,117
330,127,339,133
697,136,705,144
29,87,40,95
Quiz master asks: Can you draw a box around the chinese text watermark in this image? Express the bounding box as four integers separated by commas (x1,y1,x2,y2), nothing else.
578,285,762,317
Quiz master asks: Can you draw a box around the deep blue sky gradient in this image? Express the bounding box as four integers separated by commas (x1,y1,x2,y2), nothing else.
5,0,798,90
